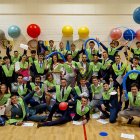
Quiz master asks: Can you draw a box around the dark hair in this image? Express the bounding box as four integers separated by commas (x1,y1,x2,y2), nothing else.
49,40,54,43
31,50,36,54
35,75,41,80
136,41,140,45
103,82,109,85
92,76,98,80
61,78,67,82
89,41,95,44
46,73,53,80
38,53,44,57
130,83,139,89
3,56,9,60
133,56,140,61
51,54,59,71
14,51,18,53
10,93,19,98
71,43,75,47
115,54,120,58
17,74,23,78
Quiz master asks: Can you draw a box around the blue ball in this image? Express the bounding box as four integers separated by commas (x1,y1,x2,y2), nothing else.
123,29,136,41
133,7,140,24
8,25,21,38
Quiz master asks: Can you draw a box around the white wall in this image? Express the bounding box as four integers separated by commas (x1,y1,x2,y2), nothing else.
0,0,140,56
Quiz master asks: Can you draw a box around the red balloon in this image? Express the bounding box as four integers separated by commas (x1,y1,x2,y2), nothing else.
59,102,68,111
136,29,140,40
110,28,122,40
27,24,41,38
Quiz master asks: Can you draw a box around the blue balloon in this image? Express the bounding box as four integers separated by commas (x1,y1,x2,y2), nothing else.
133,7,140,24
123,70,140,99
123,29,136,41
45,51,66,62
8,25,21,38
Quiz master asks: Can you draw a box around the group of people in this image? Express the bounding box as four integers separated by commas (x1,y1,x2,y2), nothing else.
0,39,140,127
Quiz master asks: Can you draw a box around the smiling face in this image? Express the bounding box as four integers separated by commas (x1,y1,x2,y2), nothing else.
103,83,109,91
89,42,95,49
71,44,75,51
11,96,18,104
52,55,58,63
81,97,88,106
131,86,138,96
0,84,7,94
80,79,86,86
61,79,67,87
115,56,121,64
82,55,87,62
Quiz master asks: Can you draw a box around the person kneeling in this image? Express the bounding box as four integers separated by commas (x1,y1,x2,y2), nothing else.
37,96,90,127
118,83,140,127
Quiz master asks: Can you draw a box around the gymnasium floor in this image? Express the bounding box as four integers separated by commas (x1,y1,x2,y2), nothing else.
0,117,139,140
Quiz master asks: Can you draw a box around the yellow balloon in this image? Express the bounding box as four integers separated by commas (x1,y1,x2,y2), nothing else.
62,25,73,37
78,26,89,38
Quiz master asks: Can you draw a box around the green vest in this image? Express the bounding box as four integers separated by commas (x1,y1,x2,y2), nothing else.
102,88,114,100
11,55,20,64
56,85,72,102
2,65,14,77
44,80,56,87
7,98,26,124
76,100,89,116
126,65,140,80
49,63,62,73
74,86,82,96
133,48,140,55
18,84,27,96
34,61,45,74
108,48,117,56
128,92,140,107
101,59,112,70
112,63,126,76
29,57,37,65
20,62,28,69
57,49,67,59
67,50,78,59
91,83,103,96
86,48,98,61
63,61,77,74
0,93,11,105
90,62,102,72
30,83,44,98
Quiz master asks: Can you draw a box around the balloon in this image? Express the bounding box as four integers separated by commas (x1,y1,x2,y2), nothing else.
45,51,66,62
27,24,41,38
59,102,68,111
123,70,140,99
123,29,136,41
62,25,73,37
78,27,89,38
110,28,122,40
8,25,21,38
136,29,140,40
133,7,140,24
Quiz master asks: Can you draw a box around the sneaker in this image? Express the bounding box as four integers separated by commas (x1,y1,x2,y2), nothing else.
100,115,109,119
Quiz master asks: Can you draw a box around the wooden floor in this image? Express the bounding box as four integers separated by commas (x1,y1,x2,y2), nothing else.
0,117,140,140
